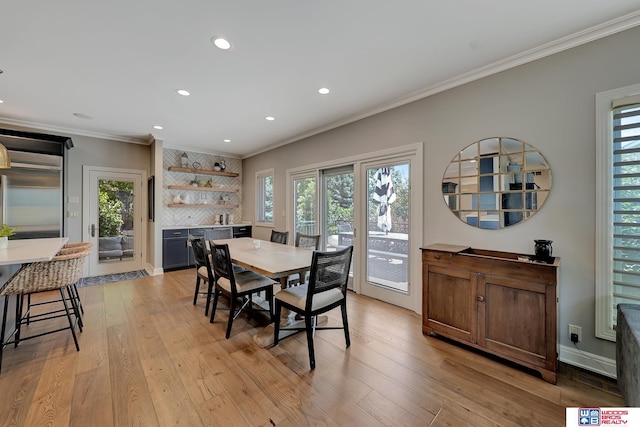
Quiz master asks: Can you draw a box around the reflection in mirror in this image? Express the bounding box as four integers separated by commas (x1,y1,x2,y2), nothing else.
442,137,552,229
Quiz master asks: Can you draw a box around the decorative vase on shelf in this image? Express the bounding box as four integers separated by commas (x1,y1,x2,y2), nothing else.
180,152,189,168
0,236,7,249
534,239,553,262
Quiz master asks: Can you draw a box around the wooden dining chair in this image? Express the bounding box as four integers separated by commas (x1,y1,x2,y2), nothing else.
273,245,353,369
270,230,289,245
189,237,215,316
295,233,321,250
209,242,278,338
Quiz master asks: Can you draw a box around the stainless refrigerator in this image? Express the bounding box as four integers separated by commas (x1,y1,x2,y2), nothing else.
0,150,63,239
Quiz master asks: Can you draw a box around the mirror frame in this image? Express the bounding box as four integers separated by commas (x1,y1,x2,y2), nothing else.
442,137,552,229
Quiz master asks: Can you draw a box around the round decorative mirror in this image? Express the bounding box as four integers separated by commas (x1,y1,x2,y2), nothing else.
442,137,552,229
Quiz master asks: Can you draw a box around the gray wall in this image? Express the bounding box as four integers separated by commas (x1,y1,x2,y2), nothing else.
64,134,151,243
242,25,640,362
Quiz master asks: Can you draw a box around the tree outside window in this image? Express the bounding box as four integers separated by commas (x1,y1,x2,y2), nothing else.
256,169,274,224
99,179,134,237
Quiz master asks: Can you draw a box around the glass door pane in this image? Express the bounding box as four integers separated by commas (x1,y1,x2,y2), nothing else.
98,179,135,264
293,176,316,236
321,166,354,252
365,163,410,293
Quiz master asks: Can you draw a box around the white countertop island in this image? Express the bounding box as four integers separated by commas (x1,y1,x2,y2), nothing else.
0,237,69,266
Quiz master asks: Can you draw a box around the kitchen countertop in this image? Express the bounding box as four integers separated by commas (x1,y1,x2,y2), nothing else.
163,223,252,230
0,237,69,266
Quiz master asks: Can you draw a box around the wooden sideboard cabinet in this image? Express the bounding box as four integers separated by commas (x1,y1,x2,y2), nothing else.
421,243,560,383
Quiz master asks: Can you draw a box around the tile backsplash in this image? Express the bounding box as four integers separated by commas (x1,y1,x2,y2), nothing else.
162,149,243,227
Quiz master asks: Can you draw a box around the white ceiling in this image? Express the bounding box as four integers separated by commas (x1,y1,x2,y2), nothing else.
1,1,639,158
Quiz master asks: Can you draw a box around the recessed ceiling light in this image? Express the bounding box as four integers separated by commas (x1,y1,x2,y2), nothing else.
318,87,330,95
265,116,275,121
73,112,93,119
153,125,163,130
223,139,231,143
0,100,3,104
176,89,190,96
211,36,232,50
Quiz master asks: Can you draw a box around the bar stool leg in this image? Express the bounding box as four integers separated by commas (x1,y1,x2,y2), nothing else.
14,294,23,347
60,288,80,352
25,293,31,325
67,287,83,331
0,296,9,374
72,283,84,315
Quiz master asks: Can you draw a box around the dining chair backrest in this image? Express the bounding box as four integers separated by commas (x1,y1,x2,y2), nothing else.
270,230,289,245
190,237,210,272
305,245,353,312
209,242,235,285
295,233,321,250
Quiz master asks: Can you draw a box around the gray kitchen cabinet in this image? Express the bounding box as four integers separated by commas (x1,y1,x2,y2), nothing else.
163,225,252,270
162,229,189,270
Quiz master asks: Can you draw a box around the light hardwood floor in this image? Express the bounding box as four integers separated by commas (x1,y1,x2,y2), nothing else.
0,269,623,426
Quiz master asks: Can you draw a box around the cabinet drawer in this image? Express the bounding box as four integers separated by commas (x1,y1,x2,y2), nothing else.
423,250,452,264
233,225,252,238
163,229,188,238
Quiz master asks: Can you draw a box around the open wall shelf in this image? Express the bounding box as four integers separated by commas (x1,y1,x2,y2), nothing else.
167,203,239,209
167,185,238,193
168,166,239,177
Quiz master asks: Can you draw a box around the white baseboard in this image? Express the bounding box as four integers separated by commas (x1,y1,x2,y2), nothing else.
146,263,164,276
559,343,617,379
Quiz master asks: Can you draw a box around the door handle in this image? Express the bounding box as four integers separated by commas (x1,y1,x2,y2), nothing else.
91,224,96,237
477,295,485,302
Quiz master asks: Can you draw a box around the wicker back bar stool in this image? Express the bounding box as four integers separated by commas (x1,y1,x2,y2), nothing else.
0,244,92,373
51,241,93,315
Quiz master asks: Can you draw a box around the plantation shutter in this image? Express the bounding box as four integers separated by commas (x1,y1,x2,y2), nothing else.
611,101,640,326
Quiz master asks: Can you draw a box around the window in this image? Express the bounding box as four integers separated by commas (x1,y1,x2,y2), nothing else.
596,84,640,341
256,169,274,225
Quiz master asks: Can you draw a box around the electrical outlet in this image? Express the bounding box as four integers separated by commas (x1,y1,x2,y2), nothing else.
569,324,582,343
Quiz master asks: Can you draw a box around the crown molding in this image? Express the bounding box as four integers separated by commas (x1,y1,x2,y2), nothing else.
245,9,640,158
0,117,152,145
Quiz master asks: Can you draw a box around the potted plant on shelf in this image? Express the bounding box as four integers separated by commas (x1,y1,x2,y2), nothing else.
0,224,16,249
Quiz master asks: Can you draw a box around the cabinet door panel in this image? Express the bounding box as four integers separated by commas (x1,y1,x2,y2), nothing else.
207,227,233,240
478,275,551,367
425,265,477,343
163,238,189,269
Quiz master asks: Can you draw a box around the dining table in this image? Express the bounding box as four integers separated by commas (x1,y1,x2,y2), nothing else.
210,237,318,347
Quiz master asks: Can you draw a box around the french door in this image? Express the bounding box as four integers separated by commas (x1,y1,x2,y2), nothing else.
83,166,145,276
359,160,413,309
287,143,423,312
